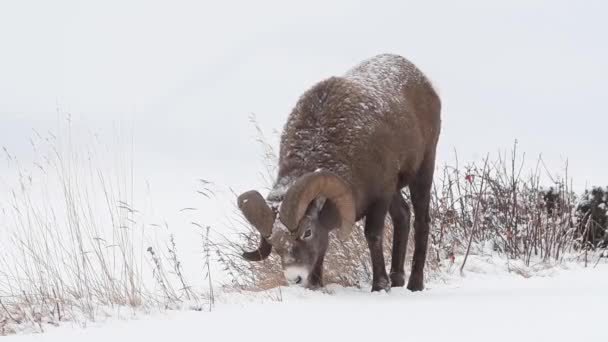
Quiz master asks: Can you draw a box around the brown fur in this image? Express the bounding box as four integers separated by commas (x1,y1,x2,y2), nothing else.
241,54,441,291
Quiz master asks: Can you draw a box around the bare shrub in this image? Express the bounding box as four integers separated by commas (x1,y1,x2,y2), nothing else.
428,146,579,267
1,115,603,335
215,127,589,291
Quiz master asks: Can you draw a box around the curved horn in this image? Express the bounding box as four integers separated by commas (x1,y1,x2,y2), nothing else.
238,190,276,261
242,237,272,261
279,171,355,240
238,190,275,237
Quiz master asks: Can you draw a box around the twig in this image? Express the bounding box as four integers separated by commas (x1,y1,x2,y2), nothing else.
0,299,20,324
460,154,490,275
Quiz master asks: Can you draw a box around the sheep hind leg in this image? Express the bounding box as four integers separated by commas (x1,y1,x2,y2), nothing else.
389,191,412,287
408,157,435,292
364,199,391,292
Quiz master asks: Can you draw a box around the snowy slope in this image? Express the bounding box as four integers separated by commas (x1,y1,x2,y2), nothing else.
8,261,607,342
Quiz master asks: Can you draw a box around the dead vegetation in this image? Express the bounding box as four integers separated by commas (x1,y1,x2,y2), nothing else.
0,123,203,335
211,129,605,292
1,119,605,335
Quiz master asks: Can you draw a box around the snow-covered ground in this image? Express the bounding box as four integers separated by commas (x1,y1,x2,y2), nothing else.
9,258,607,342
3,1,608,341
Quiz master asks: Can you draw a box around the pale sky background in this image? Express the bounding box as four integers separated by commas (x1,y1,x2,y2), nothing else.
1,0,607,245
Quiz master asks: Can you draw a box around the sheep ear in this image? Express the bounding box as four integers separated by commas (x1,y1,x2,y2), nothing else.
279,171,355,239
318,199,341,230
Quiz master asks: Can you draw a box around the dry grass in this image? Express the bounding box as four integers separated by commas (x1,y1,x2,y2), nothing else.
0,120,201,335
0,116,604,335
211,128,601,292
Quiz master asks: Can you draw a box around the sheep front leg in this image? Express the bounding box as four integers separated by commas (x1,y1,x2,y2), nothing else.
308,253,324,289
364,200,390,292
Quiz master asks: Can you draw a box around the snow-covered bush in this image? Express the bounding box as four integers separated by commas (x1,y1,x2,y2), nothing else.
429,161,578,266
218,130,588,291
576,186,608,248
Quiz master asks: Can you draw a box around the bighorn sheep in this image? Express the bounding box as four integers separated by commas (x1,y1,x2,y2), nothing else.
238,54,441,292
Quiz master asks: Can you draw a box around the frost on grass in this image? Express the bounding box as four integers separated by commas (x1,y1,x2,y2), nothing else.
0,124,204,336
3,113,607,336
216,133,606,293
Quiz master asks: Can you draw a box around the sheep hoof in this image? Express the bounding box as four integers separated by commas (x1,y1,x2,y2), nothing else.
371,277,391,292
390,272,406,287
407,275,424,292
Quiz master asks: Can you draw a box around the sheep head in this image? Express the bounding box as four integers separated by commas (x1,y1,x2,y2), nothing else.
238,171,355,287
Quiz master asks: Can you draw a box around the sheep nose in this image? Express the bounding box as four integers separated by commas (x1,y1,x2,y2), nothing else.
286,275,302,285
284,266,309,286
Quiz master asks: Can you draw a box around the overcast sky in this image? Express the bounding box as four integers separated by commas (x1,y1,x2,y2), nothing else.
1,0,607,225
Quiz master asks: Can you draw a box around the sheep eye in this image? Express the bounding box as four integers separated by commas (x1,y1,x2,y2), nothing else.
302,229,312,239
